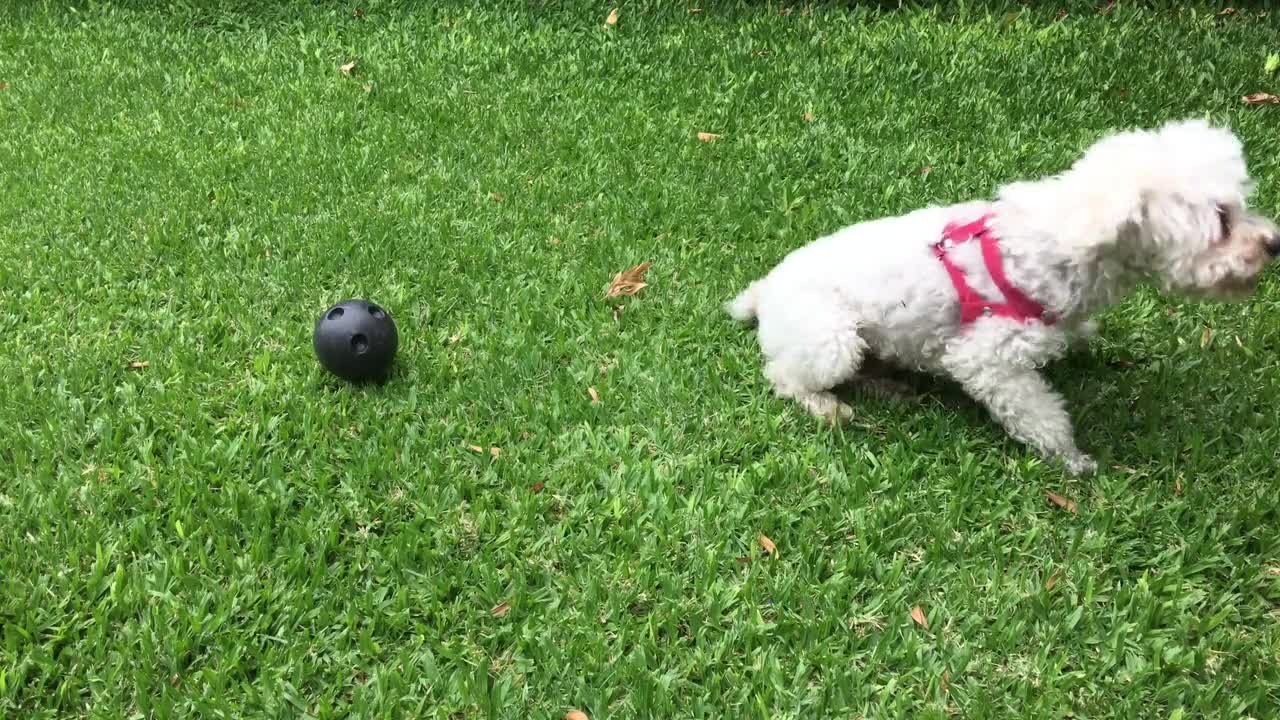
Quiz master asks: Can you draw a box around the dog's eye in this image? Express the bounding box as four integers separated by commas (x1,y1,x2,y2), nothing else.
1216,205,1232,239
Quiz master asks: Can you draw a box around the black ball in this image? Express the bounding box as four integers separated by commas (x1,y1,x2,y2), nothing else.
313,299,398,382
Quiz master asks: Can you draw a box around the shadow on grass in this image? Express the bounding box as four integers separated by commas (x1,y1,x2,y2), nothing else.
834,345,1272,474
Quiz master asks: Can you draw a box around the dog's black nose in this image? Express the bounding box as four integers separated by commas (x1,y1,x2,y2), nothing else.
1267,234,1280,258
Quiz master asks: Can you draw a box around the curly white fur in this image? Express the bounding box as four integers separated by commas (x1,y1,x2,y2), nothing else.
729,119,1279,474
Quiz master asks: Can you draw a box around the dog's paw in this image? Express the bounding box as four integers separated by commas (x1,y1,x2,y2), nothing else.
796,391,853,424
1063,452,1098,476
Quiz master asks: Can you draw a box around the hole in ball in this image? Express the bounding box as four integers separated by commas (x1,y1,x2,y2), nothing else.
351,334,369,354
328,307,345,320
368,305,385,319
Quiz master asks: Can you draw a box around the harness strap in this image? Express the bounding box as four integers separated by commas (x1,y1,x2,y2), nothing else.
934,215,1055,326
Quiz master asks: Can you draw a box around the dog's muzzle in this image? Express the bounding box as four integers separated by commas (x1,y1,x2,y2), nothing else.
1266,233,1280,258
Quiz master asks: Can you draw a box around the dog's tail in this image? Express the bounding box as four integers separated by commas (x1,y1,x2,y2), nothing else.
725,280,762,322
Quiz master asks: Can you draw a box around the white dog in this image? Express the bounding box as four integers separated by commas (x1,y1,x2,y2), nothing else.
727,119,1279,474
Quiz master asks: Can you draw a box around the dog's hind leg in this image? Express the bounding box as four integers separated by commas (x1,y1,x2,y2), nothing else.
759,302,868,422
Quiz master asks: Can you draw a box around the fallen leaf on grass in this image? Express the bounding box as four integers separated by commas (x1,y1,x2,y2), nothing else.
758,533,777,556
689,8,703,14
353,7,364,18
916,165,934,176
531,481,545,493
565,711,590,720
1099,0,1115,15
465,444,485,454
696,131,722,142
802,111,815,122
489,447,502,458
941,670,950,695
490,601,511,618
1045,490,1078,514
339,61,356,75
604,261,651,297
1045,572,1060,591
488,191,505,203
1242,92,1280,105
910,606,929,630
0,82,9,91
587,387,601,404
1200,325,1213,349
1174,476,1183,496
605,8,619,26
1217,7,1237,17
127,361,150,369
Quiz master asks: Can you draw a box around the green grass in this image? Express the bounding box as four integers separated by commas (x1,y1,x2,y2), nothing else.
3,1,1280,717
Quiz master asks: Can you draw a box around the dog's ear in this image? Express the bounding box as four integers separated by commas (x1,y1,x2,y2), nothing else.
998,120,1248,254
996,143,1146,253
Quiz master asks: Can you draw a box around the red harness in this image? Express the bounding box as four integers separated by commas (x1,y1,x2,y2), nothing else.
933,214,1055,326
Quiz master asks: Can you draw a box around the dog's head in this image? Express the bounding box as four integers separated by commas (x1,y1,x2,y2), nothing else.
1065,119,1279,299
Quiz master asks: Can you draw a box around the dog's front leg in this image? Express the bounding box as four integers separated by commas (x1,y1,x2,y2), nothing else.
943,355,1096,475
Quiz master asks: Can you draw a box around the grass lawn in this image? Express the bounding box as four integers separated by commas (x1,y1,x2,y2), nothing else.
3,1,1280,717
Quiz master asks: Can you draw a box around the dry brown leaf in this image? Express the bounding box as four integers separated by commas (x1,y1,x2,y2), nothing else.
550,236,562,246
339,61,356,75
490,601,511,618
802,111,815,122
1099,0,1116,14
689,7,703,13
917,165,934,176
940,670,950,695
363,82,374,93
465,444,485,454
1200,325,1213,349
1174,476,1183,496
488,191,505,203
1045,572,1060,591
910,606,929,630
127,361,150,369
1045,490,1079,514
587,386,601,404
531,481,545,493
696,131,721,142
0,82,9,91
1242,92,1280,105
489,447,502,458
565,711,590,720
758,533,777,556
604,261,651,297
605,8,619,26
1217,7,1237,16
353,7,365,18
